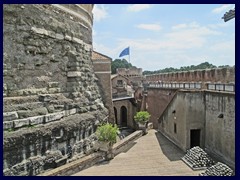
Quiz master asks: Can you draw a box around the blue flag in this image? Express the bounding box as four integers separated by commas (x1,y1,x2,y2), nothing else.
119,47,130,57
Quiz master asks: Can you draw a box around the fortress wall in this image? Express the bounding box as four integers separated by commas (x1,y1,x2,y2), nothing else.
3,4,109,176
146,67,235,83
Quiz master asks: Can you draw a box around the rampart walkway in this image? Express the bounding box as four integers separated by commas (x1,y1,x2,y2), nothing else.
72,129,204,176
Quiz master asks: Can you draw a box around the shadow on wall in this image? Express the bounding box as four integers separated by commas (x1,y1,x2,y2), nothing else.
154,132,185,161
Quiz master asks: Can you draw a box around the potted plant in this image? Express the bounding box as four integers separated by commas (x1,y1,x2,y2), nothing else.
95,123,119,160
134,111,151,135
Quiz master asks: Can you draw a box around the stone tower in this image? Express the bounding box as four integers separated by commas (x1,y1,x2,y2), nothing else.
3,4,109,176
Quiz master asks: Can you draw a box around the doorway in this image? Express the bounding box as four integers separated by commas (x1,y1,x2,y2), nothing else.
114,107,117,124
190,129,201,148
120,106,127,127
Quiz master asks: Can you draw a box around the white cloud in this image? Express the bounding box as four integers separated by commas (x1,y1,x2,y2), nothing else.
127,4,151,12
210,40,235,52
212,4,233,14
93,20,232,70
172,22,200,30
118,22,221,52
93,5,108,22
172,23,187,30
136,23,161,31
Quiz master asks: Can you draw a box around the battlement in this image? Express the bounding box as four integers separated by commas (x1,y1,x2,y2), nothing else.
146,67,235,84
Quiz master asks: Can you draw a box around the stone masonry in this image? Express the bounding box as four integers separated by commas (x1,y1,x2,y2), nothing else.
3,4,109,176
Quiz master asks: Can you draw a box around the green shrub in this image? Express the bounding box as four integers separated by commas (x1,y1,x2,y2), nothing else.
96,123,119,145
134,111,151,124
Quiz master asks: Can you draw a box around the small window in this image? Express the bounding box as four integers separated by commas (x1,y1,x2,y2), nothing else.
117,80,123,87
174,123,177,134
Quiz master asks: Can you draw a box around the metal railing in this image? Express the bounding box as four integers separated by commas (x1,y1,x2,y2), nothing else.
147,82,235,92
148,82,202,90
207,83,235,92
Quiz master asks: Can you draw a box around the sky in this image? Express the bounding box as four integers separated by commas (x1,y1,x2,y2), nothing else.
92,4,235,71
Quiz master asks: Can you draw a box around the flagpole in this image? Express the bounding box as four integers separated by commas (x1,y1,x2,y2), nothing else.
129,47,130,63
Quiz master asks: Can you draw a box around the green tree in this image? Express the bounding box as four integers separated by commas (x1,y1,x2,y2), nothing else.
134,111,151,124
143,62,219,75
111,59,135,74
96,123,119,145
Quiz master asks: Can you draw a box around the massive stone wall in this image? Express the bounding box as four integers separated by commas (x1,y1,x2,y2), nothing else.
3,4,109,176
146,67,235,84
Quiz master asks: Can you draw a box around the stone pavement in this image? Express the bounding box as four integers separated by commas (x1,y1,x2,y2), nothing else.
72,129,204,176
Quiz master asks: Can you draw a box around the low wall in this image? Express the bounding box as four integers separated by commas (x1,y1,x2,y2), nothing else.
39,129,146,176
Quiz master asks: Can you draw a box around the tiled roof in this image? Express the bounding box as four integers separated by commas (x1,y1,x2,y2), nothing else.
92,51,111,61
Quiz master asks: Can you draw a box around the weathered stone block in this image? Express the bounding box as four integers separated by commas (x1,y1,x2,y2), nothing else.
79,107,88,113
65,108,77,116
48,88,61,94
48,82,59,88
3,112,19,121
29,115,45,125
34,58,43,66
3,121,14,130
72,37,83,44
64,34,72,41
3,84,7,91
48,30,56,39
90,105,97,111
67,71,82,77
39,95,53,102
18,107,48,119
56,33,64,40
3,70,9,76
44,111,65,123
46,105,55,113
31,27,48,36
13,118,29,128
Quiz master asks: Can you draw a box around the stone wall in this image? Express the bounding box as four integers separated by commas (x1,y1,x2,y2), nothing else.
157,89,235,168
92,51,115,123
158,91,205,151
117,67,143,77
3,4,109,176
146,88,177,129
205,91,235,168
146,67,235,84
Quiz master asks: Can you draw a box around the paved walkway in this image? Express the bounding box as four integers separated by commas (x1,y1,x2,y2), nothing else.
73,129,204,176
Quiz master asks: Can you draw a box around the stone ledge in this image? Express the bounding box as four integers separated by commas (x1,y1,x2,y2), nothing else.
31,26,92,51
113,130,143,156
3,121,14,130
13,118,30,128
39,152,103,176
3,111,18,121
45,111,65,123
3,108,78,130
